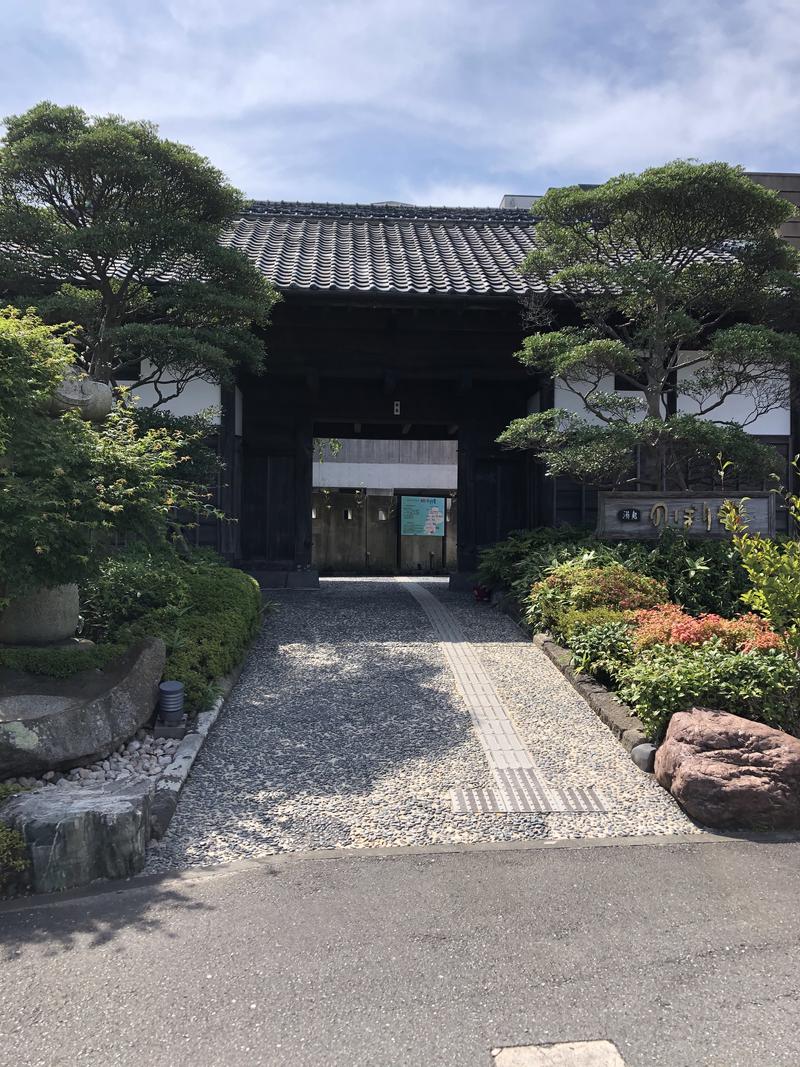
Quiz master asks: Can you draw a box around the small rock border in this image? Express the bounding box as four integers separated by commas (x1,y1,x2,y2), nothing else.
3,733,183,794
1,662,245,848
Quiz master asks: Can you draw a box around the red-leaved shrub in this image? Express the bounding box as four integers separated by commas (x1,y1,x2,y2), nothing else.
634,604,781,653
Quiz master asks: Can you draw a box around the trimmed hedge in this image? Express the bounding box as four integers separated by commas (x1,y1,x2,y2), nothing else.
2,551,262,713
92,554,263,712
158,565,262,709
0,643,120,677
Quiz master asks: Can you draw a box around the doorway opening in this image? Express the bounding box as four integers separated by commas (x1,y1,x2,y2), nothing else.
311,438,457,575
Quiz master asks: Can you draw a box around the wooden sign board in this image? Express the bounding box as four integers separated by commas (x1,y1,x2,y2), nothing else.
597,492,776,540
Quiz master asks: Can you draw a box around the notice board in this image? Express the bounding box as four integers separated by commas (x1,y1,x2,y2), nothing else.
400,496,446,537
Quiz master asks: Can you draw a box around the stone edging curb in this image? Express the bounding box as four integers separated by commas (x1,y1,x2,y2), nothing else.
532,633,648,753
149,661,245,840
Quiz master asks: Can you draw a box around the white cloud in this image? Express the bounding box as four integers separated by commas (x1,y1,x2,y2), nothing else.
4,0,800,202
398,180,508,208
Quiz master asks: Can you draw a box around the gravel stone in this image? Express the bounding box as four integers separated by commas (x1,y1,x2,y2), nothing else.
147,578,702,873
0,718,188,799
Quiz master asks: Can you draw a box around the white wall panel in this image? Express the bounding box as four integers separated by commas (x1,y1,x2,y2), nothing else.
677,358,790,435
128,360,221,423
554,377,648,426
313,462,458,490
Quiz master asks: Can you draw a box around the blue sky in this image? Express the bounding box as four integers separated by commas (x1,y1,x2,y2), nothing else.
3,0,799,205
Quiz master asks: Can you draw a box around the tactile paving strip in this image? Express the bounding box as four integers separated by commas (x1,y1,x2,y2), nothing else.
398,579,607,814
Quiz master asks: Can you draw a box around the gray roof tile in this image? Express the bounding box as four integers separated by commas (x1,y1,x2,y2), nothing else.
220,201,538,296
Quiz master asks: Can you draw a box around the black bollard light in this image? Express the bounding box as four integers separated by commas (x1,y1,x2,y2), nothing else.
158,680,185,725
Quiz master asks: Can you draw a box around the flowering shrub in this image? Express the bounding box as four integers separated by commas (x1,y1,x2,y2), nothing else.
633,604,781,653
479,526,748,616
526,562,668,633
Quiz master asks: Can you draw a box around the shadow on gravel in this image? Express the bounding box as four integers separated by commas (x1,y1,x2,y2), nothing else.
0,875,215,958
151,581,519,864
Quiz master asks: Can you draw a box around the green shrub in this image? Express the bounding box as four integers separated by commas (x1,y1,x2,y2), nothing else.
0,643,120,677
478,526,749,617
112,556,263,711
721,490,800,654
477,527,595,589
81,546,190,643
527,562,668,633
0,311,221,603
6,550,262,712
617,643,800,741
556,606,634,643
0,804,28,892
568,621,636,681
556,606,635,680
614,529,748,617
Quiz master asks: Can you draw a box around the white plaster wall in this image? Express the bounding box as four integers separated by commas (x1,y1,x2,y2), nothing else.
127,360,221,423
676,357,790,435
553,377,649,426
554,361,791,437
313,462,458,490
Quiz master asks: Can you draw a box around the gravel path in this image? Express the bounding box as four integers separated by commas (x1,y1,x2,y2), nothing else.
147,578,700,871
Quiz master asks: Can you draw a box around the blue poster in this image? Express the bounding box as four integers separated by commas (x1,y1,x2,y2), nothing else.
401,496,446,537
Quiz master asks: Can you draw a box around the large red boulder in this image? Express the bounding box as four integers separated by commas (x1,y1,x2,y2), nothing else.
655,708,800,830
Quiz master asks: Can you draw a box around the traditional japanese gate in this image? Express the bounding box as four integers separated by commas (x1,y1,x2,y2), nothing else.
220,288,537,585
214,201,545,585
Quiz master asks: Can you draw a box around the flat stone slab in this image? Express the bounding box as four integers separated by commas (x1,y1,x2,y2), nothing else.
1,779,153,893
0,638,166,777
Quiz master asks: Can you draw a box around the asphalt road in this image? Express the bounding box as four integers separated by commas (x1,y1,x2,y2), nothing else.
1,835,799,1067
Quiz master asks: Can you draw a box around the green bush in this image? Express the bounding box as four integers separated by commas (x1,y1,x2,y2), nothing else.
526,562,668,633
477,527,595,589
0,787,29,892
556,606,635,681
0,643,120,677
613,529,749,617
0,823,28,886
101,553,263,711
478,526,749,617
81,546,190,643
721,489,800,655
556,606,633,643
568,621,636,681
617,643,800,741
0,310,221,603
11,550,263,712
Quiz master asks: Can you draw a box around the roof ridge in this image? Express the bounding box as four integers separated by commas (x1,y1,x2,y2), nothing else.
243,200,536,225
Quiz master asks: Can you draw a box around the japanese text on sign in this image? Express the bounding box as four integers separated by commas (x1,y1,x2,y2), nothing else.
597,493,775,539
400,496,446,537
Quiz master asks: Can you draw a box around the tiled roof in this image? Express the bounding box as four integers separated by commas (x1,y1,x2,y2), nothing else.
219,201,538,296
